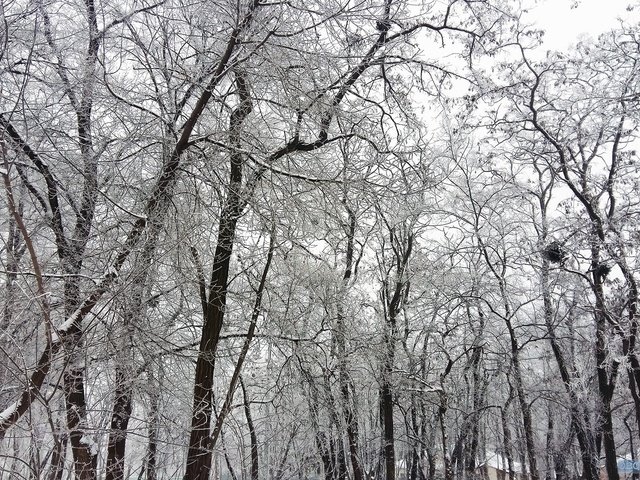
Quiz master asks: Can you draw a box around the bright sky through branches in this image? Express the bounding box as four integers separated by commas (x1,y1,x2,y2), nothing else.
528,0,640,50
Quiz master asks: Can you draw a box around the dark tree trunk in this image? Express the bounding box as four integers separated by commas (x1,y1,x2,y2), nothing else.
381,338,396,480
342,376,364,480
105,367,133,480
465,329,486,480
183,215,238,480
337,202,364,480
241,378,259,480
184,69,254,480
146,384,159,480
501,395,515,480
379,227,412,480
592,247,620,480
64,335,97,480
497,299,537,480
537,189,599,480
409,406,419,480
438,362,454,480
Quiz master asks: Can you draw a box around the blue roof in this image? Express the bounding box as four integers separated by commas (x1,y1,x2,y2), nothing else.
618,459,640,473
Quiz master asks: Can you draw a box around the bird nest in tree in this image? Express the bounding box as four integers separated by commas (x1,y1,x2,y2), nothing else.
542,241,567,264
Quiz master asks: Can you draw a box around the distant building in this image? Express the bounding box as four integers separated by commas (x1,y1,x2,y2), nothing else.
599,457,640,480
478,452,528,480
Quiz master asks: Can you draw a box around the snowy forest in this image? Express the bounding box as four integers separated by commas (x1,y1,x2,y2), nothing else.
1,0,639,479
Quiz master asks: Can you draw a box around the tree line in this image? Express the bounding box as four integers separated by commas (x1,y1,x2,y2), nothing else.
0,1,639,480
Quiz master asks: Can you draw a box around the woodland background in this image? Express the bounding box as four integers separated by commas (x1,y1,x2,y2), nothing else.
0,1,639,480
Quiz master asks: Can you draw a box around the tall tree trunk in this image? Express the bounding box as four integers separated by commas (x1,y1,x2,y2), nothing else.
64,334,97,480
439,360,454,480
465,313,487,480
381,320,396,480
533,176,600,480
379,226,412,480
439,395,452,480
0,188,26,417
409,405,420,480
506,326,538,480
476,222,538,480
184,69,254,480
591,245,620,480
624,415,639,480
337,202,364,480
61,0,100,470
501,394,515,480
541,261,598,480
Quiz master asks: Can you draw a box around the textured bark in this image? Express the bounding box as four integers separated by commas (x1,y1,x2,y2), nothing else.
465,318,487,480
209,235,275,451
380,220,412,480
183,168,241,480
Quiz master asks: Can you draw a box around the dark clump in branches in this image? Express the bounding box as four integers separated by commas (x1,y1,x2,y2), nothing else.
376,19,391,31
542,241,567,265
594,263,612,279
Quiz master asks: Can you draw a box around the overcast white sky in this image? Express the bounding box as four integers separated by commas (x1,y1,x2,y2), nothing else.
527,0,639,50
